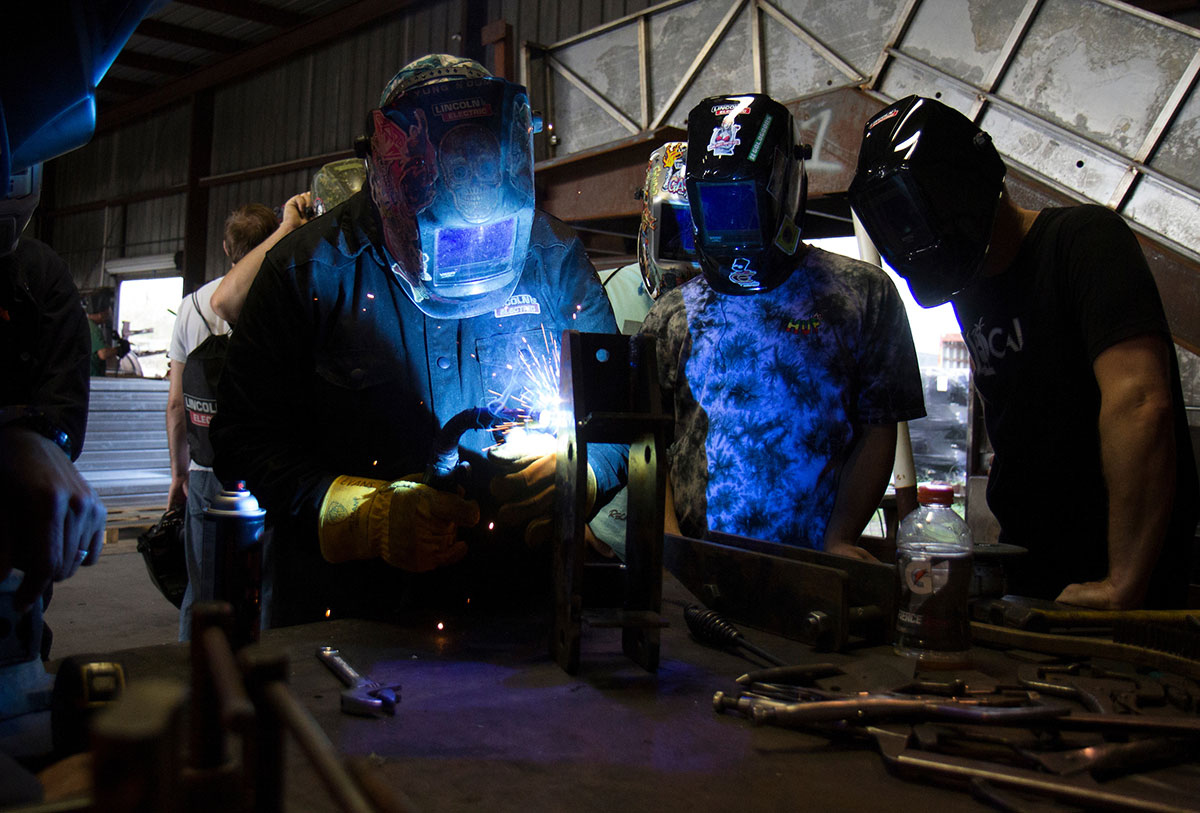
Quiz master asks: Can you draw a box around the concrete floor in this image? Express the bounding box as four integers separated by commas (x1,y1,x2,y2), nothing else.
45,535,181,660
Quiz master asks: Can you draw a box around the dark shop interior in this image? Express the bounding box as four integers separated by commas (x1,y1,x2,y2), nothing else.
4,0,1200,810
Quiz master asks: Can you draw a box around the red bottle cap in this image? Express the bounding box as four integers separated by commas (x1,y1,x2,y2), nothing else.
917,483,955,506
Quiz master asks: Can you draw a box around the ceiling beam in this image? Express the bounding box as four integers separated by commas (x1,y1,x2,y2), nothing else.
100,0,423,131
113,50,197,76
98,76,158,97
172,0,308,29
134,19,245,53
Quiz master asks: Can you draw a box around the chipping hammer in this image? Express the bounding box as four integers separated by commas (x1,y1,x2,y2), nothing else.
316,646,400,718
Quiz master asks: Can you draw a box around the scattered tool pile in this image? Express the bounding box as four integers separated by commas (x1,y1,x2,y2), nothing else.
692,604,1200,812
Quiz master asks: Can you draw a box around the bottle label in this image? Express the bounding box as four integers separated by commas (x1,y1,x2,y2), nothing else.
895,550,971,651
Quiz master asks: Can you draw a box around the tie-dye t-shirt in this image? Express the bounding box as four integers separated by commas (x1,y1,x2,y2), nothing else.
640,246,924,549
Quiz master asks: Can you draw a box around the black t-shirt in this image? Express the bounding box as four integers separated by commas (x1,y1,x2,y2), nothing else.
952,206,1197,604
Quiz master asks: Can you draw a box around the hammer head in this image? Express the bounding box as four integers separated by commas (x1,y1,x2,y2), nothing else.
340,683,400,717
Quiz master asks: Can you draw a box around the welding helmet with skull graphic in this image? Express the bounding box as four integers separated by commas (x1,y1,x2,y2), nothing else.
685,94,808,296
637,142,700,299
848,95,1006,307
362,54,536,319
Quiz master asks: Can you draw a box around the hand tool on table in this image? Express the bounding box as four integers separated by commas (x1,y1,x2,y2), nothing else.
867,725,1200,813
980,595,1200,634
316,646,400,718
970,621,1200,681
1025,735,1196,778
684,604,787,666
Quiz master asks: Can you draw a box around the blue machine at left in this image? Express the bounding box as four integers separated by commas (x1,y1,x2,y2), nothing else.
1,1,163,250
0,0,162,773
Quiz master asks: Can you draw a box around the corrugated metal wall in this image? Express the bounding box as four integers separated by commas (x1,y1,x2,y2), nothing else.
47,0,484,289
51,104,191,289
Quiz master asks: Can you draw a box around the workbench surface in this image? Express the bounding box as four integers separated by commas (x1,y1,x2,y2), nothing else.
110,575,1200,813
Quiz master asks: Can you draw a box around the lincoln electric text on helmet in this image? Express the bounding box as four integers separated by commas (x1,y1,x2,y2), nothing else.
638,142,701,299
684,94,810,296
361,55,537,319
848,95,1007,307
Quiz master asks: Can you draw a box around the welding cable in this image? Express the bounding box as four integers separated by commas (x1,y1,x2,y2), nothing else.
424,407,510,491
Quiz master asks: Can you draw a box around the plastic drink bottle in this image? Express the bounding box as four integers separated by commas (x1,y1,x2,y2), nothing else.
894,483,973,663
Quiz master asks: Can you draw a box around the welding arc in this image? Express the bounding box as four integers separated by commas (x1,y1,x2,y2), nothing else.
684,605,787,667
424,407,511,491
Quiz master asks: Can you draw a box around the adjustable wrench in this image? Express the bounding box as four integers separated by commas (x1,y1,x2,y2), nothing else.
315,646,400,718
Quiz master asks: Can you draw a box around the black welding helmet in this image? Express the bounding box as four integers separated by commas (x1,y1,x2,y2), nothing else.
0,161,41,256
363,54,536,319
848,95,1006,307
1,2,154,255
685,94,807,295
637,142,701,299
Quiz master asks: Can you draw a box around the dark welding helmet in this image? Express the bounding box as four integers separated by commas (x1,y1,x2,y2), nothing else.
685,94,807,295
311,157,366,216
0,161,41,256
848,95,1006,307
637,142,701,299
362,55,536,319
1,2,154,255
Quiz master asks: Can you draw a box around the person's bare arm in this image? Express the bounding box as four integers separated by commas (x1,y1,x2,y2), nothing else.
822,423,897,561
166,360,189,508
211,192,312,323
1057,334,1175,609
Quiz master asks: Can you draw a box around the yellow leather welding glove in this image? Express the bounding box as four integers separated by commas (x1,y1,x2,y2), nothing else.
317,475,478,572
489,430,596,548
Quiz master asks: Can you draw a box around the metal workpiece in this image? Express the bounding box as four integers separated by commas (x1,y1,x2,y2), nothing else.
90,678,189,813
186,602,255,809
749,696,1069,728
664,530,895,651
553,330,672,675
315,646,399,718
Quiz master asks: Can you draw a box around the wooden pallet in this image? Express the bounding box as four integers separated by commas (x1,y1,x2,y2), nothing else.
103,503,169,549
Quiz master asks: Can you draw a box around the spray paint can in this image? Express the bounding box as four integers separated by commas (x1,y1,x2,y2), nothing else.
205,482,266,648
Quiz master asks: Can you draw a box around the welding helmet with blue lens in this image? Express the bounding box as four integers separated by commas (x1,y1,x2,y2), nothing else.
848,95,1006,307
363,55,536,319
685,94,807,295
637,141,701,299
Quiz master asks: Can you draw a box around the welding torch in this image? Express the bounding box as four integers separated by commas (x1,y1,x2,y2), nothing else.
423,407,509,492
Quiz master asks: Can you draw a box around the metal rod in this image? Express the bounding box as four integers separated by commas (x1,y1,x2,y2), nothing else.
751,0,763,94
264,682,375,813
639,16,651,128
